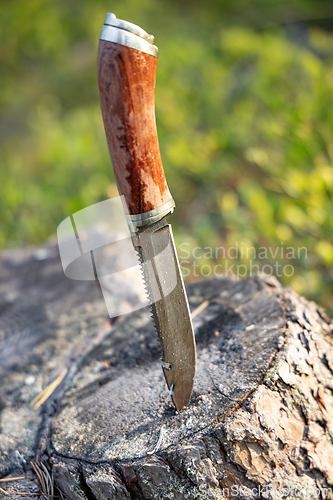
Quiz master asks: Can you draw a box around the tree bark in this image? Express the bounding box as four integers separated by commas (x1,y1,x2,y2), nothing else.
0,245,333,499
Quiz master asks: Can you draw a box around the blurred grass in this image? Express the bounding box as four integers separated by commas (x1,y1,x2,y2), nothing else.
0,0,333,312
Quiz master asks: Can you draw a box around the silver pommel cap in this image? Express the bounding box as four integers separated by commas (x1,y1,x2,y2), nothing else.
100,13,159,58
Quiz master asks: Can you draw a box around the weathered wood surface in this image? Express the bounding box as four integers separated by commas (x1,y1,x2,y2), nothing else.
1,245,333,499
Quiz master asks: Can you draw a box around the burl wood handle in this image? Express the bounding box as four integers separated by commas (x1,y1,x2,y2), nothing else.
98,17,173,218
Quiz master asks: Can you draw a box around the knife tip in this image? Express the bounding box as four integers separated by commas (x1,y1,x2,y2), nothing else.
171,383,192,412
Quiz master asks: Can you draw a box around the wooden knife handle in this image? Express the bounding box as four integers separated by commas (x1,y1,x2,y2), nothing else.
98,34,173,216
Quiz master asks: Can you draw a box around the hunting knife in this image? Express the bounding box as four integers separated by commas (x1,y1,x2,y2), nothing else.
98,13,196,411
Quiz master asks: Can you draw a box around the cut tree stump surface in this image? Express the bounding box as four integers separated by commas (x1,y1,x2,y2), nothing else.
1,245,333,499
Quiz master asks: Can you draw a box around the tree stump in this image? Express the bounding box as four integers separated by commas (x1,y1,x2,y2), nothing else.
1,245,333,499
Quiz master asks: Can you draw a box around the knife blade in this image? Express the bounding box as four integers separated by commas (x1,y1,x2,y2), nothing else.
97,13,196,411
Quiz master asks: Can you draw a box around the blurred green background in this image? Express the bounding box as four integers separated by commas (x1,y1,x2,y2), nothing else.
1,0,333,312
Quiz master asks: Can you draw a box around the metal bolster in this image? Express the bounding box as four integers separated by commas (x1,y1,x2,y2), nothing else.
126,199,176,232
104,13,154,43
100,13,159,58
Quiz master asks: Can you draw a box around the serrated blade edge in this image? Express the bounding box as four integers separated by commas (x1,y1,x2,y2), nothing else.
132,218,196,411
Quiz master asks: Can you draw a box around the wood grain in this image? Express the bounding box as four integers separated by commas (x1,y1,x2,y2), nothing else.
2,247,333,496
98,40,173,215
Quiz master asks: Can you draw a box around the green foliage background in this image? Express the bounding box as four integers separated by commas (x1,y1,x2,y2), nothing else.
1,0,333,311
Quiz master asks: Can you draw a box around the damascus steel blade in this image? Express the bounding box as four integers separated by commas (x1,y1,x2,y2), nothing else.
132,217,196,411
